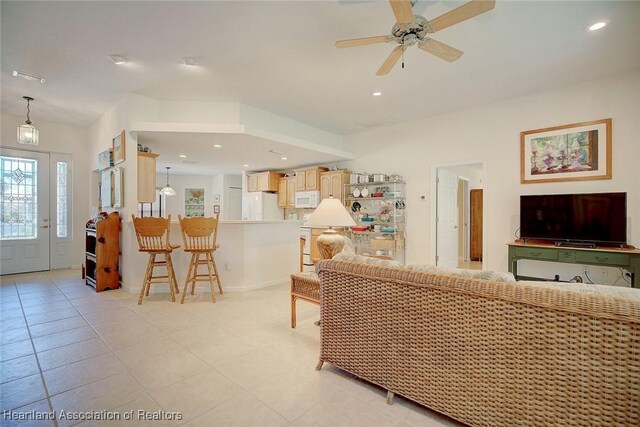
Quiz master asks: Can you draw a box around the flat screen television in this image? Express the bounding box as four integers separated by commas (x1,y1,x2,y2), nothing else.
520,192,627,246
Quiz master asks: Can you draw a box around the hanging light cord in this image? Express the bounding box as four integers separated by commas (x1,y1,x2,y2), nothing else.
25,98,32,124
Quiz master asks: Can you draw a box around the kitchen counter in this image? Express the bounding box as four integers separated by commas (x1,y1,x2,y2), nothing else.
119,220,300,294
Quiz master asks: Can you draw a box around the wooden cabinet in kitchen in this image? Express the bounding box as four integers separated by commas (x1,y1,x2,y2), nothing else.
287,178,296,207
246,171,284,192
278,177,298,208
294,166,328,191
320,170,350,203
138,152,159,203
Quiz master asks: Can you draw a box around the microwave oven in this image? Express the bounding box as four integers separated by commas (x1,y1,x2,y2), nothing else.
295,191,320,209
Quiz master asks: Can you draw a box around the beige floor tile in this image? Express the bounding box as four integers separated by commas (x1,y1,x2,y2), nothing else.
43,353,125,395
28,316,88,338
18,294,68,307
0,316,27,333
21,300,75,316
25,308,80,326
183,393,289,427
0,354,40,384
0,308,24,322
37,337,111,371
0,373,47,412
97,323,163,351
114,336,183,369
0,339,34,362
31,326,98,353
129,350,211,390
50,373,146,427
0,398,54,427
213,349,293,390
0,327,30,346
150,369,243,422
186,335,259,367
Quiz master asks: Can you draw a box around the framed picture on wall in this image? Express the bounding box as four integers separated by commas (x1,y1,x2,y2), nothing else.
112,131,126,165
213,205,220,214
520,118,612,184
112,167,123,208
98,149,112,170
101,170,112,208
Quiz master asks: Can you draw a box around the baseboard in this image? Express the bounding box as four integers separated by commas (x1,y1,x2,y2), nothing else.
120,277,289,294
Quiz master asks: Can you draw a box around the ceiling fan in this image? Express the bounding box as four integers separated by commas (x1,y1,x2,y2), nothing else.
336,0,496,75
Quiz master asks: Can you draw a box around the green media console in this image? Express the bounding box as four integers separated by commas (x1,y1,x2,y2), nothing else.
508,241,640,288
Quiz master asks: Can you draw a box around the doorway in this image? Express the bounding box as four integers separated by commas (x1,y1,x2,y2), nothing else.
0,148,71,275
434,162,483,270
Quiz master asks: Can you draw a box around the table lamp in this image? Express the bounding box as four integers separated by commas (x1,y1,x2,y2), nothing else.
308,196,356,260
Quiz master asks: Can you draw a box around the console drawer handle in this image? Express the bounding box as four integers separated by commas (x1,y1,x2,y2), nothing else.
530,251,542,257
595,255,609,262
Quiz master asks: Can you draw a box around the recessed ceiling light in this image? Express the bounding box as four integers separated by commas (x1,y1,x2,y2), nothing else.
213,144,222,148
588,22,606,31
108,54,127,65
12,70,46,83
182,57,198,66
281,157,288,160
243,164,250,168
179,154,187,158
372,91,382,97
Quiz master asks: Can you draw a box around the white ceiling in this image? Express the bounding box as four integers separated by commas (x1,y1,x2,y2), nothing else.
1,1,639,135
137,131,349,175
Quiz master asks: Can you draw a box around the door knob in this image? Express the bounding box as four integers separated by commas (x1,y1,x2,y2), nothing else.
40,225,49,229
43,219,49,222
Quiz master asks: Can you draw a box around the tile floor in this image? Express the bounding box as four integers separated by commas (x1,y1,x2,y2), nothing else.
1,269,464,427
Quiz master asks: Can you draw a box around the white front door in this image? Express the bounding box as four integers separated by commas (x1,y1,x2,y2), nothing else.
0,149,50,274
436,168,458,267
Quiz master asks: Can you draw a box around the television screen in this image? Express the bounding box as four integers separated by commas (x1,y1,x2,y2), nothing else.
520,193,626,245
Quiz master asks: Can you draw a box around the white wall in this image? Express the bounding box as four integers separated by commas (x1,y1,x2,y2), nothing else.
1,114,90,268
443,164,483,189
343,71,640,275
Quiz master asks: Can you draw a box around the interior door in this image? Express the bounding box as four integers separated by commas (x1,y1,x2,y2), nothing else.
1,149,50,274
436,168,458,267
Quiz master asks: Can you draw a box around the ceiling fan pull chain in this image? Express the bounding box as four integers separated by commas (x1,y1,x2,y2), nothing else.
402,50,405,69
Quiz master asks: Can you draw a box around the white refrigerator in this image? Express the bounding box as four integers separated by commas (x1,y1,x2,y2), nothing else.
241,192,282,221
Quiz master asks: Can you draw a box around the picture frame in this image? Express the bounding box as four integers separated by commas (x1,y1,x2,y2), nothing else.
520,118,611,184
97,149,112,170
112,130,126,165
112,167,123,208
101,170,112,209
185,188,205,217
213,194,221,203
213,205,220,214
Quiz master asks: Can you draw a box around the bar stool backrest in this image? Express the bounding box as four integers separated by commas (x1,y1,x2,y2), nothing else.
178,214,219,252
131,215,172,251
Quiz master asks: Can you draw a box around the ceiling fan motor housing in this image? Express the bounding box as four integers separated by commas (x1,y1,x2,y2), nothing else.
391,15,433,46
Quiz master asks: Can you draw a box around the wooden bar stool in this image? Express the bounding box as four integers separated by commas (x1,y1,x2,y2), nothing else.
131,215,180,304
178,214,223,303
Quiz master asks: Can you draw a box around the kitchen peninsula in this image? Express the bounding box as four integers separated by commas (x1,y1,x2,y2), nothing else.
120,219,301,294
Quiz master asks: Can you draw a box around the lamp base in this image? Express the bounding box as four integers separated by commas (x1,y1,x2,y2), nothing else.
317,228,345,260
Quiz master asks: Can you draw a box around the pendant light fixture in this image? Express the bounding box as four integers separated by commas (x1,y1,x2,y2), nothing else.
160,166,176,196
17,96,39,145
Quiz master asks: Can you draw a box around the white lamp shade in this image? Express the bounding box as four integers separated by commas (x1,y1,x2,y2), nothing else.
160,185,176,196
308,197,356,228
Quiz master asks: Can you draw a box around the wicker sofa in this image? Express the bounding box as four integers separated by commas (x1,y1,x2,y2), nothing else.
315,259,640,427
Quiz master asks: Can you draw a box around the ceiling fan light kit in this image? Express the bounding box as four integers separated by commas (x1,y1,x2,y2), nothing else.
336,0,496,75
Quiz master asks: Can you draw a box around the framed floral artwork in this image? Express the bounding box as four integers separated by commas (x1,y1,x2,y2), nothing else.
520,118,611,184
112,131,126,165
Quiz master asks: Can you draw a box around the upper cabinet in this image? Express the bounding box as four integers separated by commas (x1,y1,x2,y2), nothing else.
295,166,328,191
246,171,284,192
320,170,350,203
278,176,297,208
137,152,159,203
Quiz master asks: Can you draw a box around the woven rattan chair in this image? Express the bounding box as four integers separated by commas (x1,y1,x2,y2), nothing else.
290,236,320,328
131,215,180,305
178,214,223,303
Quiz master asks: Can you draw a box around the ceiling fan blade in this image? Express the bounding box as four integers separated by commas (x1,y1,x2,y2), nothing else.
335,35,392,48
376,46,405,76
418,38,463,62
429,0,495,32
389,0,415,24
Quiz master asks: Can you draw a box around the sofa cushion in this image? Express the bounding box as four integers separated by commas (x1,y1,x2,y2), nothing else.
333,252,402,268
405,264,516,283
519,280,640,302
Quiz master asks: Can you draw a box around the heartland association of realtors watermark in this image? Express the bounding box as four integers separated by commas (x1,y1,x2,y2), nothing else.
1,409,183,422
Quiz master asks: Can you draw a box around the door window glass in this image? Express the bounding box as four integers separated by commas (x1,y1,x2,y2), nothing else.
56,161,68,238
0,156,37,239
